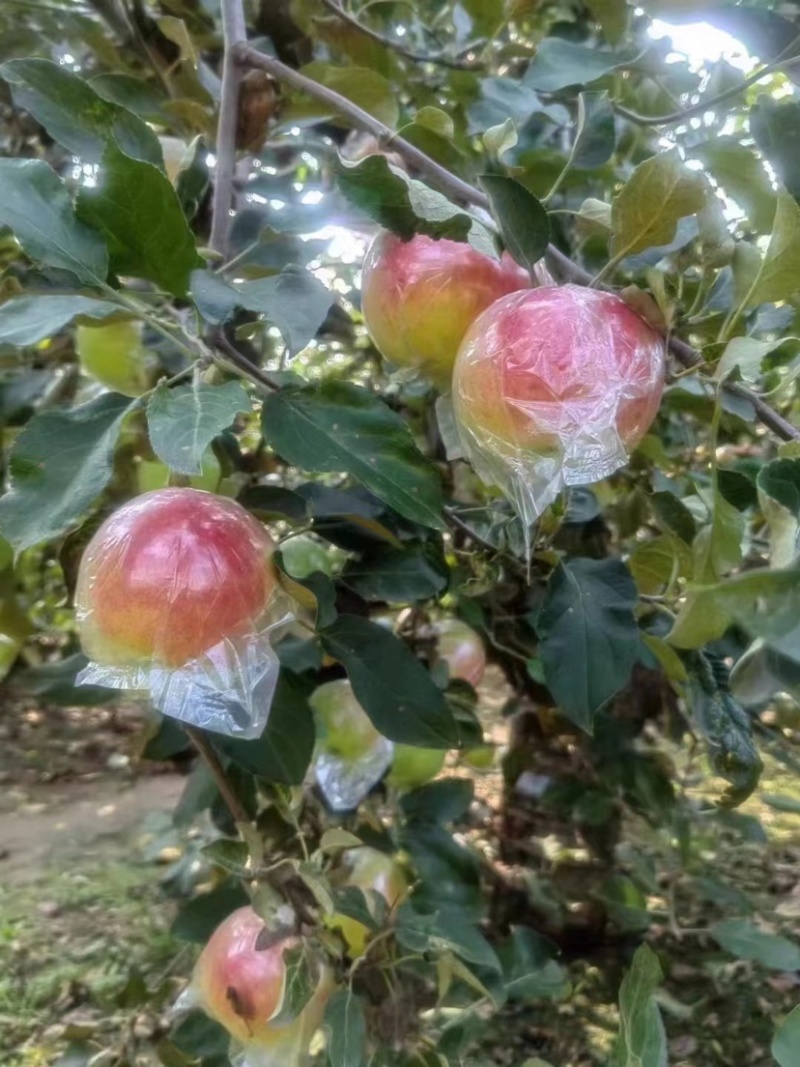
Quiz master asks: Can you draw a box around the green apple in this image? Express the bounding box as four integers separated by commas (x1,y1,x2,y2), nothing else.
309,678,382,760
387,744,445,791
135,448,222,494
76,320,153,397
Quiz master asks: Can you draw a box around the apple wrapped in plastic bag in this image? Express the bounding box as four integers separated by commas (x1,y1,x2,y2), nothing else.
452,285,665,529
309,678,394,811
174,906,332,1067
75,488,290,739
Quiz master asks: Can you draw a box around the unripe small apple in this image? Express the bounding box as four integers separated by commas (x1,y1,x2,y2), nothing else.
76,488,278,670
76,320,154,397
186,906,330,1063
331,847,407,956
387,744,445,791
135,448,222,495
361,232,530,387
309,678,382,761
434,618,486,688
453,286,665,495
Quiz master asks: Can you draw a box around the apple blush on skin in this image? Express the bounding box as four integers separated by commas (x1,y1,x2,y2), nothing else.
182,906,331,1066
361,231,531,388
452,284,665,521
76,488,278,671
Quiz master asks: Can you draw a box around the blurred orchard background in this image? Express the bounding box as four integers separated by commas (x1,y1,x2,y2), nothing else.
1,1,800,1066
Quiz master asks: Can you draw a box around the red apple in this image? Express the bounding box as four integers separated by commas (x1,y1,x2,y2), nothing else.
452,286,665,496
434,618,486,688
361,231,531,387
76,488,278,670
185,906,330,1061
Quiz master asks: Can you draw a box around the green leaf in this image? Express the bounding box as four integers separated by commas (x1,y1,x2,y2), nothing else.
146,381,250,476
325,988,367,1067
200,839,250,876
610,148,708,259
77,141,202,297
191,266,333,356
747,191,800,307
171,882,249,943
715,336,794,384
537,558,640,731
483,118,519,159
684,651,762,807
219,672,316,786
0,393,132,552
0,295,120,347
319,615,459,748
773,1005,800,1067
342,542,448,602
612,945,666,1067
400,778,474,825
0,58,163,166
297,61,398,128
524,38,634,92
692,481,744,584
762,793,800,814
0,159,108,284
270,945,317,1026
498,928,570,1001
336,154,496,258
586,0,629,43
690,138,776,234
261,380,444,530
710,919,800,971
479,175,549,271
751,95,800,204
427,911,502,973
757,458,800,569
15,653,117,707
571,91,616,169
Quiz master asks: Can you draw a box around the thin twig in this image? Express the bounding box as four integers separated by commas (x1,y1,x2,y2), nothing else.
208,328,282,392
185,725,250,825
613,46,800,128
236,43,800,443
209,2,248,256
318,0,478,70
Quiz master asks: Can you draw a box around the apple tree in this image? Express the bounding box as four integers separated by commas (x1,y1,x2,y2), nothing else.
1,1,800,1065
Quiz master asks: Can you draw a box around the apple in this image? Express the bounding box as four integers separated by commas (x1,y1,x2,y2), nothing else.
330,847,407,957
309,678,383,760
184,906,330,1063
387,744,445,791
279,535,332,580
76,319,154,397
135,448,222,495
452,286,665,490
434,618,486,688
361,231,530,387
75,488,278,670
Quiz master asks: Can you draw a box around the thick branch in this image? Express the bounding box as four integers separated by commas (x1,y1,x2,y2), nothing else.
318,0,477,70
209,2,248,256
237,43,800,443
186,725,250,825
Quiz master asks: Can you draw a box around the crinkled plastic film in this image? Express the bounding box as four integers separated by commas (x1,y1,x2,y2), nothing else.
452,285,665,531
314,737,395,812
75,488,290,739
361,231,544,387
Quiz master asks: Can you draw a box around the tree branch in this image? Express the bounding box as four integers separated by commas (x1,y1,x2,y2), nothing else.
236,43,800,443
318,0,478,70
185,725,251,825
613,47,800,128
209,2,248,256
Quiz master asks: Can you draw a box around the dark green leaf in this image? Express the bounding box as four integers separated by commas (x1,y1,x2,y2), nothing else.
238,485,310,523
296,62,398,128
747,191,800,307
146,381,250,475
650,491,696,544
757,457,800,567
690,138,776,233
479,175,549,271
524,39,634,92
773,1005,800,1067
612,945,666,1067
280,569,338,629
336,154,496,258
0,159,108,284
427,911,502,972
0,295,120,347
537,558,639,731
218,672,316,785
342,542,448,602
77,141,202,296
172,1012,228,1064
325,988,367,1067
571,91,616,169
174,764,218,828
0,393,133,552
498,928,570,1001
320,616,459,747
191,266,333,356
684,651,762,807
710,919,800,971
90,72,168,124
751,95,800,203
171,882,249,942
269,945,317,1026
0,58,162,166
200,839,250,876
275,633,323,675
400,823,482,915
261,380,444,530
14,653,117,707
400,778,474,825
